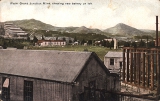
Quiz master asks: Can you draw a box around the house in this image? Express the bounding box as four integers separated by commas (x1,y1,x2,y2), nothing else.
0,50,120,101
104,51,123,73
36,40,66,46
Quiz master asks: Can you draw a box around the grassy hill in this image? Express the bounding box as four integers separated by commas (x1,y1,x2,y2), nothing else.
6,19,55,30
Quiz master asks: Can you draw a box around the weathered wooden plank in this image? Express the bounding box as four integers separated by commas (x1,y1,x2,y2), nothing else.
151,50,154,90
142,51,145,87
123,49,126,82
16,77,23,101
130,49,133,82
10,76,16,100
134,49,137,84
127,49,130,82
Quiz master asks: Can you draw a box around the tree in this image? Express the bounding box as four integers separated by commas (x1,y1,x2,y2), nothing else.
69,40,72,43
106,40,110,48
2,41,7,49
131,42,137,48
148,41,155,48
81,39,86,45
139,39,145,47
74,36,77,42
124,42,130,47
56,37,58,40
110,39,114,48
33,36,38,43
63,37,66,41
42,35,45,40
27,36,30,42
87,40,92,45
102,40,107,47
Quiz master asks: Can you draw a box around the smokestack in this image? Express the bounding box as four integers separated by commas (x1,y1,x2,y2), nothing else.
156,16,158,47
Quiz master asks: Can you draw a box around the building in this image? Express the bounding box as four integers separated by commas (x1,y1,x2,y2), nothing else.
0,50,120,101
36,40,66,46
3,23,28,38
104,51,123,73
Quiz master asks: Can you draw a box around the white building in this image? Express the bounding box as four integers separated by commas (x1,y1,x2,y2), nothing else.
37,40,66,46
4,23,28,38
104,51,123,73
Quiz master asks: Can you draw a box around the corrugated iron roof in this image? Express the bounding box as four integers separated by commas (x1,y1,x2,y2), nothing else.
0,50,93,83
105,51,122,58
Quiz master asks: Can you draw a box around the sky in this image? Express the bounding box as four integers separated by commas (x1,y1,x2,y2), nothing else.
0,0,160,30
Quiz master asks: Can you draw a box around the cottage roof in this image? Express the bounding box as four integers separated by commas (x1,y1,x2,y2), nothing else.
105,51,122,58
0,50,104,83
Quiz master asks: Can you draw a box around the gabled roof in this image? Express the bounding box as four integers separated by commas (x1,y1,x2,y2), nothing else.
105,51,122,58
0,50,94,83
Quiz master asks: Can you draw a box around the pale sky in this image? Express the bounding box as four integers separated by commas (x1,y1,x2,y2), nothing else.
0,0,160,30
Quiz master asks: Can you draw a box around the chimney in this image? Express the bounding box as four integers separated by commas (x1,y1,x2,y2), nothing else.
156,16,159,47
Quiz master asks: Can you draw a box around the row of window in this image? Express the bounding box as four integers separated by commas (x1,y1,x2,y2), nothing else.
44,42,66,45
2,77,33,101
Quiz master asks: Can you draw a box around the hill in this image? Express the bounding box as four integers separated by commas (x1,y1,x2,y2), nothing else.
103,23,146,36
70,26,102,34
6,19,56,30
5,19,104,34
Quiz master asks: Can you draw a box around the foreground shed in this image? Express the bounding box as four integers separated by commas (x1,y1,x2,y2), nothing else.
0,49,119,101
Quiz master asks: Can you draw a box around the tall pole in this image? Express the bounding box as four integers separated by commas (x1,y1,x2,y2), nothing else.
156,16,158,47
156,16,159,101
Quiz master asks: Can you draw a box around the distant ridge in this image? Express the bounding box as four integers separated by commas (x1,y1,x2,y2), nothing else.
4,19,155,36
5,19,103,34
103,23,146,36
6,19,56,30
70,26,102,34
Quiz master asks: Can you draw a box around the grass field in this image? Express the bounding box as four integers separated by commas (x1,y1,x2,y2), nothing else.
30,45,122,61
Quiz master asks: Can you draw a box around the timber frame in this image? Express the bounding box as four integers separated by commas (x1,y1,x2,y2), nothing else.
122,47,160,92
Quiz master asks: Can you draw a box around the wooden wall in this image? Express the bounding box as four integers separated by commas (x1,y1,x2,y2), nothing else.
72,56,120,101
0,74,72,101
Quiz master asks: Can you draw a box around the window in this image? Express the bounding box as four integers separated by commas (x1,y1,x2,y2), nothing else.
110,59,114,65
2,77,10,101
24,80,33,101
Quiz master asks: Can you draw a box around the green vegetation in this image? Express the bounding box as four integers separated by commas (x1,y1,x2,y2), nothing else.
23,28,110,42
133,35,154,39
56,32,109,41
30,45,122,61
0,37,31,49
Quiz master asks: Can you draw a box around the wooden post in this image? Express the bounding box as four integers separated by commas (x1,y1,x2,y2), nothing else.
127,49,130,82
142,50,145,87
146,50,149,88
151,50,154,90
130,49,133,83
134,49,137,84
157,50,160,94
123,48,126,82
137,50,141,86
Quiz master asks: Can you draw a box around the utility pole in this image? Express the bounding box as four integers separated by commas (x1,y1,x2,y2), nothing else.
156,16,160,101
